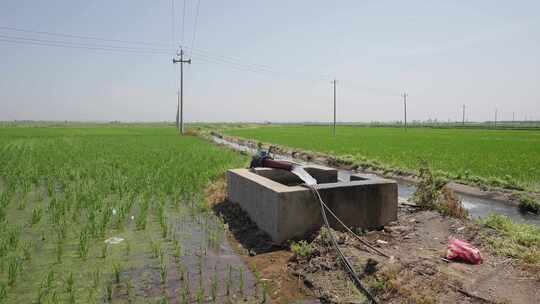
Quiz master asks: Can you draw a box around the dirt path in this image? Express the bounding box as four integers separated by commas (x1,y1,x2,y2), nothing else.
289,204,540,303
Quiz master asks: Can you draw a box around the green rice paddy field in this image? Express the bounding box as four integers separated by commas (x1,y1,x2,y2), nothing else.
0,126,256,303
225,126,540,192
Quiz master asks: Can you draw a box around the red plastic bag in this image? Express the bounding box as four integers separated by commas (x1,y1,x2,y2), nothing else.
446,237,483,264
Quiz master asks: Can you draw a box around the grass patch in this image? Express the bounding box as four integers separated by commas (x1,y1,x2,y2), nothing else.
518,194,540,214
482,214,540,265
412,164,468,219
290,240,315,259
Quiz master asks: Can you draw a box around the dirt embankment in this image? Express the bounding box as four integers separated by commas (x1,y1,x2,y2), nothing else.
205,178,540,304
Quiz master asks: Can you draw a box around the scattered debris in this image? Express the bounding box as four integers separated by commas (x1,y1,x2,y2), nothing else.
104,237,124,245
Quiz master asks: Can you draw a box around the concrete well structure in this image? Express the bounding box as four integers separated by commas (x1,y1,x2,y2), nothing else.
226,165,398,243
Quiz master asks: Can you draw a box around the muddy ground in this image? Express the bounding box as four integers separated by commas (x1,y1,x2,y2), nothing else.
206,180,540,304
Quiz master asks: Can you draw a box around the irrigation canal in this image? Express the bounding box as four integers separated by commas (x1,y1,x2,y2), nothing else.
212,136,540,227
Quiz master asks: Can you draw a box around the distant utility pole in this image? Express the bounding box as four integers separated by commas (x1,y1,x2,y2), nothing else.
513,112,515,123
175,91,180,129
461,104,466,125
402,92,408,132
494,108,498,127
172,48,191,135
332,79,337,136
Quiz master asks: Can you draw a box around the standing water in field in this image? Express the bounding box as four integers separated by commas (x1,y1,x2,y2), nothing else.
290,165,317,186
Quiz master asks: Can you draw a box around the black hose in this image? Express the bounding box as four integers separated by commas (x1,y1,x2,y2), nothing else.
309,186,379,304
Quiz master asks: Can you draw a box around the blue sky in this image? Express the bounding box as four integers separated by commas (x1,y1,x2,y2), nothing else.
1,0,539,122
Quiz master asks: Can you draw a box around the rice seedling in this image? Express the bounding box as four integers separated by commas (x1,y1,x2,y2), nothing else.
105,281,113,302
180,284,190,304
7,255,22,286
78,228,89,259
173,240,182,262
0,282,7,303
17,196,27,211
238,266,245,298
125,240,131,256
136,200,149,231
160,258,168,285
0,206,5,223
176,261,186,282
160,220,168,239
65,272,75,294
158,296,169,304
101,243,108,259
196,286,205,304
55,240,63,264
126,278,134,303
44,269,55,291
112,261,122,284
30,207,43,226
7,226,20,250
22,240,32,261
49,290,59,304
253,264,261,295
150,239,162,259
92,268,101,288
210,267,218,303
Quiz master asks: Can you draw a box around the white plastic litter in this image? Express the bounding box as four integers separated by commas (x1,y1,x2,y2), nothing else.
104,237,124,245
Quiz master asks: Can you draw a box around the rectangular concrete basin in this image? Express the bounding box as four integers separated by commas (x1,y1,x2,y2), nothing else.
226,165,397,243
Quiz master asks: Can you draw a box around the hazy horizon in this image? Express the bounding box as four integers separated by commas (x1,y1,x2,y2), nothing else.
1,1,539,123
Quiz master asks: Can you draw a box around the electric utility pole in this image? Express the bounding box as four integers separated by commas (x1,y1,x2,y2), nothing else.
172,48,191,135
494,108,498,127
402,92,408,131
175,91,180,129
461,104,466,126
332,79,337,136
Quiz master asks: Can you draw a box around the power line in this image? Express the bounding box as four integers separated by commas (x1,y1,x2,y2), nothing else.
0,37,169,55
0,26,339,83
0,33,282,75
181,0,187,44
171,0,175,49
0,26,403,95
0,25,170,47
189,0,202,56
0,34,170,53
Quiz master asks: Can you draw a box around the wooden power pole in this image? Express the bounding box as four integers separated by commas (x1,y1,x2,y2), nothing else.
172,48,191,135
